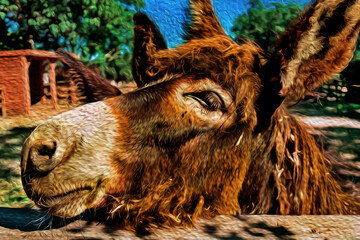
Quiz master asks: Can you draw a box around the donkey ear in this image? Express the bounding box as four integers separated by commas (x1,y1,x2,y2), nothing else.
187,0,226,40
132,13,167,87
274,0,360,98
56,49,121,102
256,0,360,130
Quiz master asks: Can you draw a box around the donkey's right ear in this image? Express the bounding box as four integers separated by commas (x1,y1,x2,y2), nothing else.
255,0,360,131
132,13,168,87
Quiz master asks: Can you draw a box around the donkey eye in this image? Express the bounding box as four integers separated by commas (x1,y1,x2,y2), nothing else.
184,91,224,111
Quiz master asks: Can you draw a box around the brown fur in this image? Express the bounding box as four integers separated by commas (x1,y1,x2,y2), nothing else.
21,0,360,229
241,107,360,214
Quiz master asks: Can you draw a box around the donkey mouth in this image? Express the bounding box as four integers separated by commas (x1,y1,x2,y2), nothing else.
32,185,106,218
40,186,94,202
34,187,93,209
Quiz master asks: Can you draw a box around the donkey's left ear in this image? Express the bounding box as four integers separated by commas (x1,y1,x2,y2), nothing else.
56,49,121,102
187,0,226,40
256,0,360,130
132,13,167,87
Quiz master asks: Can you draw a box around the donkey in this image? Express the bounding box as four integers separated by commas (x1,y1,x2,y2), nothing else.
21,0,360,227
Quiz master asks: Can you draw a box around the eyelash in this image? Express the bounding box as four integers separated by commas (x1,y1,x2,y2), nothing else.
184,91,224,111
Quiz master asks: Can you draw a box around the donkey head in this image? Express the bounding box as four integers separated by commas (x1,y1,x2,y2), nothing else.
21,0,360,225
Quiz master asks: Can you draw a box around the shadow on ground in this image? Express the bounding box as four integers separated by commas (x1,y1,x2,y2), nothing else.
292,100,360,120
202,216,296,240
0,207,89,231
320,127,360,162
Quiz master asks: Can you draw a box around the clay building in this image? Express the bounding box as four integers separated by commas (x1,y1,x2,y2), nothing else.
0,50,60,117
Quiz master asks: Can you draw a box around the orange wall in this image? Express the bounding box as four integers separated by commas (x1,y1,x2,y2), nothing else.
0,56,30,116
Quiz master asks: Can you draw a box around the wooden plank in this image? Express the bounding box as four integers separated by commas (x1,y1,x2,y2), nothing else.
0,87,5,117
0,50,60,60
0,207,358,239
48,61,58,109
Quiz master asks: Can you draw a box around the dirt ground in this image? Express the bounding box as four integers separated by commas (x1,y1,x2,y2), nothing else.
0,100,359,239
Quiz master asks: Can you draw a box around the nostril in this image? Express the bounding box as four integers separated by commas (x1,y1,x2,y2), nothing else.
29,141,57,172
37,141,56,159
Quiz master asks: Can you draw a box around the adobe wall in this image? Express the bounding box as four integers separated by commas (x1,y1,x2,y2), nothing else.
0,56,30,116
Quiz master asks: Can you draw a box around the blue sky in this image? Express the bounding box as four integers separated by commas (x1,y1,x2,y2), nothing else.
143,0,311,48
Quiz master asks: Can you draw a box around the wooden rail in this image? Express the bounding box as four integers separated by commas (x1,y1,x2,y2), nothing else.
0,207,358,239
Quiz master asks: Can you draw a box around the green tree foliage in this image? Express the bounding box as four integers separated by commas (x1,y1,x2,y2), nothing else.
231,0,303,52
0,0,144,81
